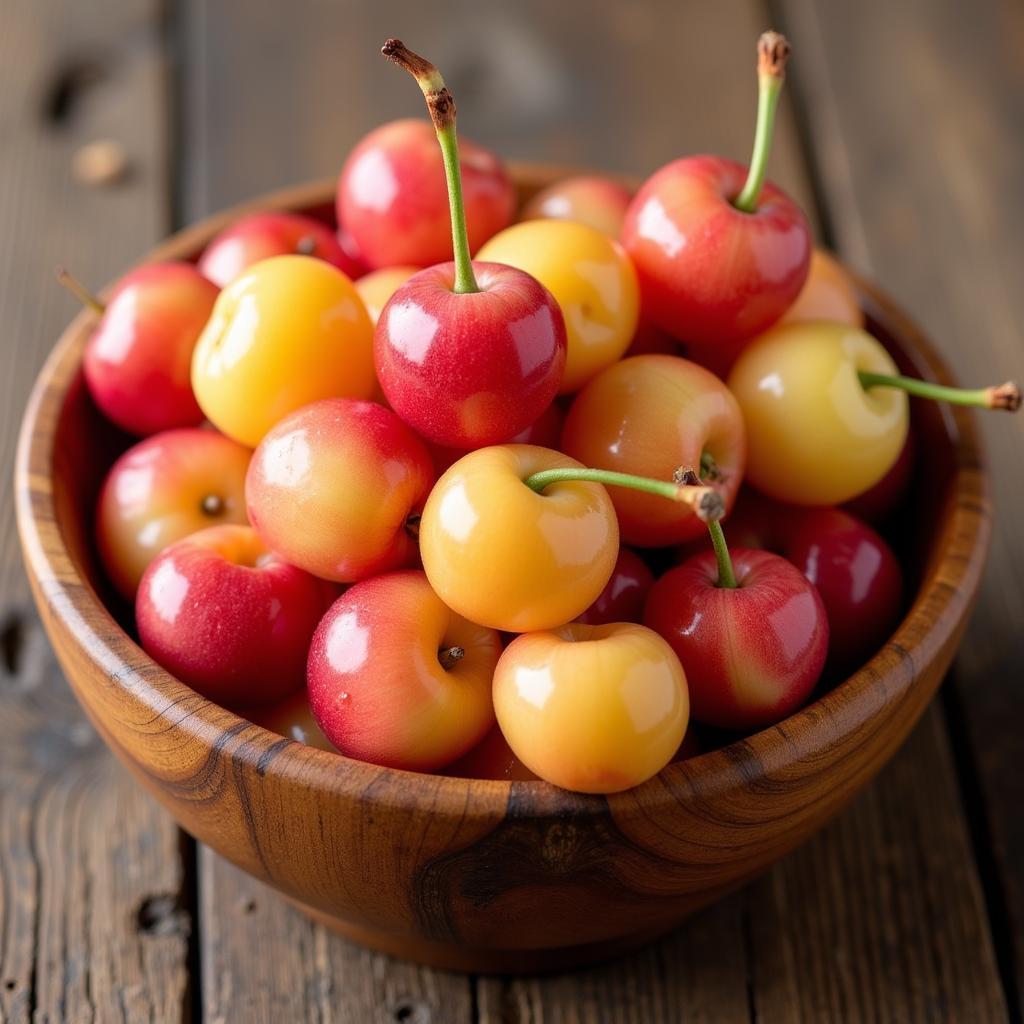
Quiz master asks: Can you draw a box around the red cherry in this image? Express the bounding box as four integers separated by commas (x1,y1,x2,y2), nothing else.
576,547,655,625
373,43,566,448
61,263,217,436
198,211,363,287
136,524,332,708
621,34,811,347
646,547,827,731
376,262,565,447
337,119,514,270
842,431,915,523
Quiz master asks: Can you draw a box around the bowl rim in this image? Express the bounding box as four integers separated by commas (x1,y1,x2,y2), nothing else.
16,167,991,819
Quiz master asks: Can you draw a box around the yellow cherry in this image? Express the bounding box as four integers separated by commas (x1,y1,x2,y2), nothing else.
493,623,689,794
727,322,908,505
355,265,420,324
476,220,639,394
191,254,375,447
419,445,620,632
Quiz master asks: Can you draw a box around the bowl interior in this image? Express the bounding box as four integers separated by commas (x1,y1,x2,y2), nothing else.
27,170,984,813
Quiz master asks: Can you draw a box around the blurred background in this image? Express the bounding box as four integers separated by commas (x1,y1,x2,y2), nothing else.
2,1,1022,1021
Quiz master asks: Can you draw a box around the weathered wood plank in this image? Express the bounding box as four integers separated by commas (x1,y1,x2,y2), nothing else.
778,0,1024,1013
0,2,189,1021
200,847,476,1024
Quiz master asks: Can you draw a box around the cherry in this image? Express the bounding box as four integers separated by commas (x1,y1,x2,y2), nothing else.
576,547,655,626
198,211,363,287
337,118,515,269
59,264,217,437
621,32,811,347
520,174,633,238
373,41,566,448
645,470,828,730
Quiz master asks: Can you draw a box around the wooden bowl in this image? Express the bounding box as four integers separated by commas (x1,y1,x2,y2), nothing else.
16,168,991,974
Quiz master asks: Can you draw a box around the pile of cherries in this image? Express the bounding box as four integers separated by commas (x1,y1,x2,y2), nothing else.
64,35,1019,794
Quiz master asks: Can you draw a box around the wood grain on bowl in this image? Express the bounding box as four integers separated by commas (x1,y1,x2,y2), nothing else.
16,172,990,973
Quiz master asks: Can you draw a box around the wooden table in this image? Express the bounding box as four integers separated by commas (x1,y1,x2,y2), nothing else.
2,1,1021,1020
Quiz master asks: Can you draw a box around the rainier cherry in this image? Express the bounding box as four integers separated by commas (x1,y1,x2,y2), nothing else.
494,623,689,793
778,248,863,329
728,320,1019,505
96,427,250,598
419,444,722,632
646,471,828,730
521,174,633,238
622,32,811,347
355,265,420,324
137,524,332,707
307,571,501,772
198,211,363,287
191,254,375,447
477,219,640,393
337,118,515,270
562,354,745,545
59,264,217,436
373,41,566,447
246,398,433,583
248,690,337,752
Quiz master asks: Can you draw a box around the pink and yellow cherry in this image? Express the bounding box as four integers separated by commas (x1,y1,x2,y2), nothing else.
626,318,681,358
419,444,722,632
576,547,654,626
197,211,363,287
520,174,633,239
778,248,863,329
96,427,251,599
645,480,828,730
477,219,640,393
246,398,433,583
373,42,566,447
445,725,539,782
622,33,811,346
136,524,331,707
247,690,337,752
58,264,217,436
562,354,745,545
493,622,689,793
307,571,501,772
355,265,420,323
191,254,375,447
337,117,514,270
727,320,1020,506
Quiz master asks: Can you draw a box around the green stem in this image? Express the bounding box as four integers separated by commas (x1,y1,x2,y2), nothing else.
382,38,478,294
525,467,725,522
708,520,738,589
858,371,1022,412
56,266,105,316
733,32,790,214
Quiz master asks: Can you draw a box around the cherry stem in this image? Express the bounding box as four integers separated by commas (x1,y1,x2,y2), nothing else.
733,31,790,214
55,266,105,316
678,467,737,588
439,646,465,670
382,39,479,295
200,494,224,517
858,371,1022,412
295,235,317,256
524,467,725,523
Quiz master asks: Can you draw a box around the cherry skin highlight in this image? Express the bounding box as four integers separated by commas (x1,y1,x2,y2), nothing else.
246,398,434,583
96,427,251,599
79,262,217,436
198,210,363,287
374,261,566,447
645,548,828,731
307,571,502,772
136,524,332,708
336,118,515,269
521,174,633,238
